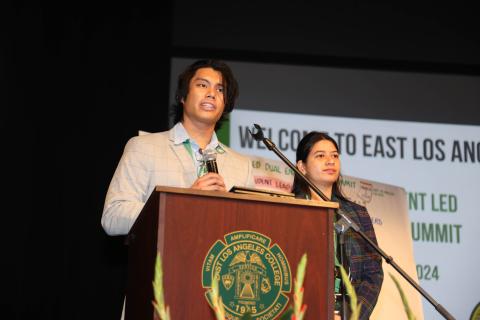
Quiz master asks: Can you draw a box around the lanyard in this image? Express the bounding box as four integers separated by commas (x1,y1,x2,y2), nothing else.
183,140,207,177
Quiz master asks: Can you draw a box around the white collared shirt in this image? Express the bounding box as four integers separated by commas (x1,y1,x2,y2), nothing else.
172,122,224,175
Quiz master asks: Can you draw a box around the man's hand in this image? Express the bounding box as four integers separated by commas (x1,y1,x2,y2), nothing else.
191,173,227,191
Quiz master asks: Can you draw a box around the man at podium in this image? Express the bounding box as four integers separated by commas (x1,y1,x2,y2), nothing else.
101,59,252,235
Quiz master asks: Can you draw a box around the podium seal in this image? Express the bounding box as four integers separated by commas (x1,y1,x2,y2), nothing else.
202,230,291,320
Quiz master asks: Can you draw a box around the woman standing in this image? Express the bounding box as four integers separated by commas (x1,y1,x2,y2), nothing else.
292,131,383,320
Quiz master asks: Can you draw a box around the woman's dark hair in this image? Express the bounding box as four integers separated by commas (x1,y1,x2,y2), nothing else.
171,59,239,130
292,131,346,200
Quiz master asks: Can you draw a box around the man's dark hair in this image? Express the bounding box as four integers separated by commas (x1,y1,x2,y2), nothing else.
172,59,239,130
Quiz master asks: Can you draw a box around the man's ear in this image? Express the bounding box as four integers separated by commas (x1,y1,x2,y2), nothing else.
297,160,307,175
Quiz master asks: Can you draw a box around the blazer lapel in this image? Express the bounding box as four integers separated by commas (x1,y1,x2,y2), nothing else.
217,148,234,190
216,149,226,173
168,129,197,187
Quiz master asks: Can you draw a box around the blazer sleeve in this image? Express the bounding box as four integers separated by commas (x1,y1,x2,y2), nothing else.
101,136,154,235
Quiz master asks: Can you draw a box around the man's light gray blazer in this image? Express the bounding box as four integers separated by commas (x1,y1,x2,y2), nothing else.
101,128,252,235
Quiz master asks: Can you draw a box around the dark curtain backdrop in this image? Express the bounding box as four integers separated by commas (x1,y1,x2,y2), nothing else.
173,1,480,73
1,1,479,319
2,1,172,319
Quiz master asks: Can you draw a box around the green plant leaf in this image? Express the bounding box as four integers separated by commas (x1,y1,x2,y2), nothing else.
152,253,171,320
339,265,361,320
389,273,416,320
208,272,226,320
294,254,308,293
293,253,308,319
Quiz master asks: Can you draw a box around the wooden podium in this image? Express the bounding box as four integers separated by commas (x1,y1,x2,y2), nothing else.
125,186,339,320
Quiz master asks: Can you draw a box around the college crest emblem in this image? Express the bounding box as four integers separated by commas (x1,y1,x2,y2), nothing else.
202,230,291,319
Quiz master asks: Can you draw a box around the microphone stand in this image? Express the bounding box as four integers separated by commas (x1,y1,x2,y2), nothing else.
248,124,455,320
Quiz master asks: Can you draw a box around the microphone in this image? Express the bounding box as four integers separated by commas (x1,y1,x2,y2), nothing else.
201,148,219,174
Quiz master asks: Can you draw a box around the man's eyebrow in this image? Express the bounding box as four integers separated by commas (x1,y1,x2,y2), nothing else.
193,77,223,87
193,77,210,83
